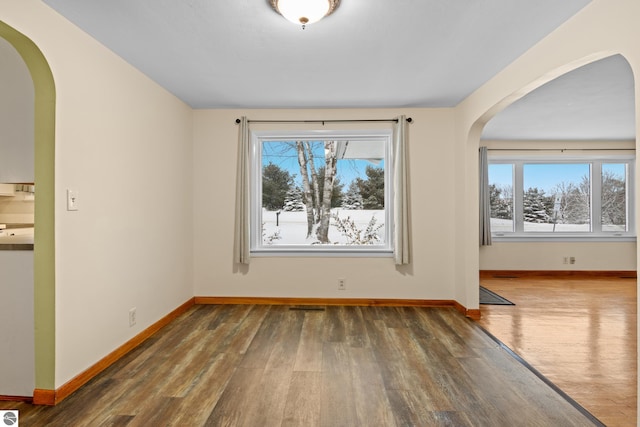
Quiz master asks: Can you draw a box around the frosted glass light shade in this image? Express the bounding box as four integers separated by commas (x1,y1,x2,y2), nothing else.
271,0,340,26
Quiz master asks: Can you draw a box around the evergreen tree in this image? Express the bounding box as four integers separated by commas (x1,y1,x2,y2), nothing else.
489,184,512,219
355,166,384,209
283,186,305,212
523,187,551,223
341,181,363,210
262,162,294,211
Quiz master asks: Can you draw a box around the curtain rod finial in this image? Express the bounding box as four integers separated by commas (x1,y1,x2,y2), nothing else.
407,117,413,123
235,118,241,124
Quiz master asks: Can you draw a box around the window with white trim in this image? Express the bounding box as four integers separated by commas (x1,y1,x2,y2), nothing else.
251,130,394,254
488,156,635,240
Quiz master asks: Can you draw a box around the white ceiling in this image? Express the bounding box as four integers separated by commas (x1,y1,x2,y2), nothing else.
482,54,636,141
39,0,635,140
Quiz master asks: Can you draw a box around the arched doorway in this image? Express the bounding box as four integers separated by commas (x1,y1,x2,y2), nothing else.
475,53,636,425
0,21,56,399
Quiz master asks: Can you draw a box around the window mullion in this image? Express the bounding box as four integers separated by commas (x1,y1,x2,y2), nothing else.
591,161,602,233
627,161,635,234
514,162,524,233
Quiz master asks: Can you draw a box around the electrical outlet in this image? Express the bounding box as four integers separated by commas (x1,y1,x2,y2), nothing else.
569,256,576,265
129,307,137,327
338,278,346,290
563,257,569,265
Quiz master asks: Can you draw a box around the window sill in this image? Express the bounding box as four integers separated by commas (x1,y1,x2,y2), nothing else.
491,234,636,243
251,249,394,258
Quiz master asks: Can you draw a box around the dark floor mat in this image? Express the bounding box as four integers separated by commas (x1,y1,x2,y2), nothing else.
480,286,515,305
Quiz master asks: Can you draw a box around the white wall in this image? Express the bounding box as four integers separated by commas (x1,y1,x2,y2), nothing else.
0,37,33,183
193,108,458,300
0,0,195,388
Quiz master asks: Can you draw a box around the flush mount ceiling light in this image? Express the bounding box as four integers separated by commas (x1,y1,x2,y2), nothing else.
270,0,340,29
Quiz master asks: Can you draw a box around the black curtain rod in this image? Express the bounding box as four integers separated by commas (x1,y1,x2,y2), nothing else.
235,118,412,124
487,147,635,151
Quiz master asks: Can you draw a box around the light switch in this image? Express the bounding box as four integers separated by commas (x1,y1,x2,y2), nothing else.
67,189,79,211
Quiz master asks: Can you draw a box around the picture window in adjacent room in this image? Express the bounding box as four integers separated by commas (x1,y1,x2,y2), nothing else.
488,156,635,240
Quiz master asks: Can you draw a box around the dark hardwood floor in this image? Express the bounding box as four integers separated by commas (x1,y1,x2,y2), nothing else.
478,276,637,427
2,304,598,426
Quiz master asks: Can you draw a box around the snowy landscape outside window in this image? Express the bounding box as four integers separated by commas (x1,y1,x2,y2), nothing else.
250,130,393,254
488,156,635,240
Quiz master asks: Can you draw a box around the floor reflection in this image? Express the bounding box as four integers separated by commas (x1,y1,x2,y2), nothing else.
477,276,637,427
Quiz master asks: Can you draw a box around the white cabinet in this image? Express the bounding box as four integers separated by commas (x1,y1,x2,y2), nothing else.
0,183,15,196
0,250,34,396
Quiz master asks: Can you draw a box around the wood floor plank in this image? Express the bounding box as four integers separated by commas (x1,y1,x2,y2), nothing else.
386,388,433,427
342,306,370,348
204,367,264,426
239,367,292,426
264,309,305,371
282,371,322,427
320,372,357,427
127,396,182,427
349,347,397,427
397,306,437,340
418,308,484,358
239,306,286,369
165,352,241,426
158,345,222,398
322,341,352,376
217,304,271,355
430,410,475,427
323,305,347,343
293,311,325,372
97,414,135,427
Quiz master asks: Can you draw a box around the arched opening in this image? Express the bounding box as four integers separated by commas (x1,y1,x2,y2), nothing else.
0,21,56,397
474,53,636,424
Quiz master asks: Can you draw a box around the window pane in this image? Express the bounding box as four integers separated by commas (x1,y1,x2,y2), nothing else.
260,139,387,247
602,163,627,232
488,164,513,232
523,164,590,232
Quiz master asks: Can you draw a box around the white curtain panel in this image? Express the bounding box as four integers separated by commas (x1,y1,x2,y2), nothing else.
394,115,411,265
479,146,492,246
234,116,251,264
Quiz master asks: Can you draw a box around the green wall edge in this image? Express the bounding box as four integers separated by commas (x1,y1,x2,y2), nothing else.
0,21,56,392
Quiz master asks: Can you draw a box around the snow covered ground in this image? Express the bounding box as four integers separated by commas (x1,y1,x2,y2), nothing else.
262,212,625,246
491,218,625,232
262,209,386,245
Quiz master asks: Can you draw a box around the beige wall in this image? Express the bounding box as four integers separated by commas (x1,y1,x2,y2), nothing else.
481,242,636,271
0,0,195,388
193,108,458,300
